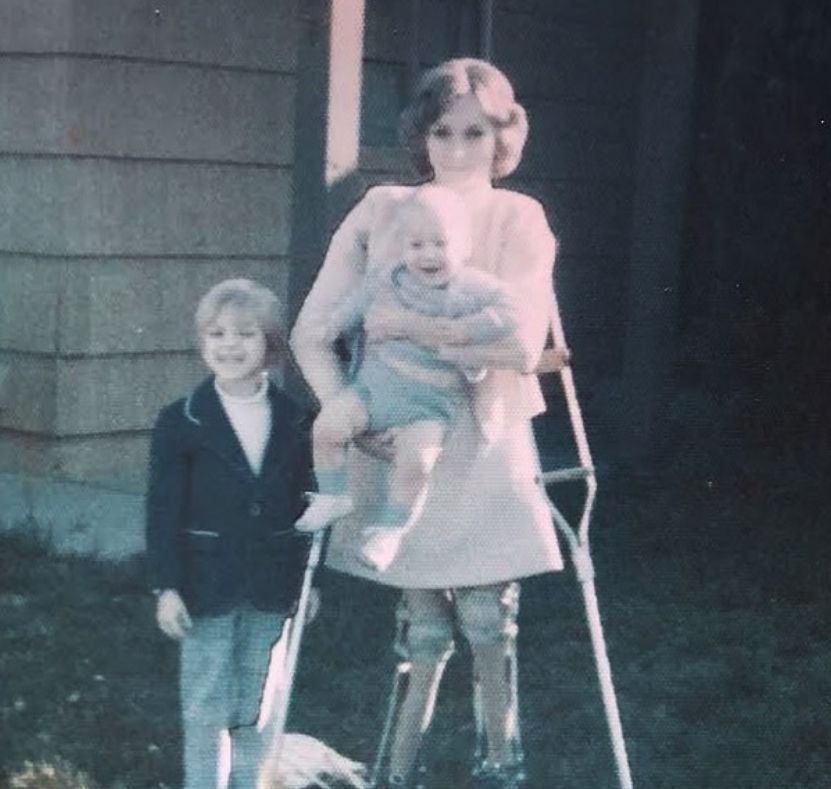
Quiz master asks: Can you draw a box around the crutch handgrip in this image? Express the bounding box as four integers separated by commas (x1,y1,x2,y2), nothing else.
536,345,572,374
539,466,594,484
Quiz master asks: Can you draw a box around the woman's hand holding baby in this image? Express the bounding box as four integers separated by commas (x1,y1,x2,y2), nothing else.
363,303,408,342
364,304,467,347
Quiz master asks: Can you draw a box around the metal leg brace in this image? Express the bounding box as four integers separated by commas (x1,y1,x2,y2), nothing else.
471,631,527,786
370,659,413,787
370,293,634,789
369,614,449,788
372,642,525,788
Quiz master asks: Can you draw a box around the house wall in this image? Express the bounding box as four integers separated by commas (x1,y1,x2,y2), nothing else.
0,0,300,491
0,0,651,493
497,1,644,382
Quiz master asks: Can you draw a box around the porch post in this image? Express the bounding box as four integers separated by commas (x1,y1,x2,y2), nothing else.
287,0,366,324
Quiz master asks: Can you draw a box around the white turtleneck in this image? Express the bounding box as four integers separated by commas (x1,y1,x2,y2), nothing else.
215,375,272,475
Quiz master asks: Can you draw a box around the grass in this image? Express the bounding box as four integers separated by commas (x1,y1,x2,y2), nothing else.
0,459,829,788
0,532,179,789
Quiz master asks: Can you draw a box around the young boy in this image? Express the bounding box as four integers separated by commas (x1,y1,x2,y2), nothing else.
146,278,316,789
295,185,516,572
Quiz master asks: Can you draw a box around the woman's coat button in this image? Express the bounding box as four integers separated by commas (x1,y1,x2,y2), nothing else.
249,502,263,517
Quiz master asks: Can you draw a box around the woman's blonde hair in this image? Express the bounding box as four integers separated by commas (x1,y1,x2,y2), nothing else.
399,58,529,180
195,278,287,365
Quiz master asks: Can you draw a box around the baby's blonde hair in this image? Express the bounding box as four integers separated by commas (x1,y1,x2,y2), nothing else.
397,184,473,263
195,278,287,365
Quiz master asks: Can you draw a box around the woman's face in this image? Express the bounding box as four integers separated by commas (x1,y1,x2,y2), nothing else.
426,92,496,185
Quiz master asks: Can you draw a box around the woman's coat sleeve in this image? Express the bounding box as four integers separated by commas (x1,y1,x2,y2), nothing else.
290,189,379,404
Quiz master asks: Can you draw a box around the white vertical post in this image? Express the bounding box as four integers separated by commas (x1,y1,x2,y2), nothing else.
326,0,366,186
288,0,366,325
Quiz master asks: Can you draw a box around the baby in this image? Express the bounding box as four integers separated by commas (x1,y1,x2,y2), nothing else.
296,185,515,570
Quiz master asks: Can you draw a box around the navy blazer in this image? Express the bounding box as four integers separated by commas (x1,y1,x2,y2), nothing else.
145,377,315,617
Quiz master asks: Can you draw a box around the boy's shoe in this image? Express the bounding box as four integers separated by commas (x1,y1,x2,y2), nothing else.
294,493,354,532
472,762,528,789
358,526,407,571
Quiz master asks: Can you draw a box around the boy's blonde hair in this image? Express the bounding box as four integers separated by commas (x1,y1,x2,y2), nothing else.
195,278,287,365
398,184,473,263
399,58,529,180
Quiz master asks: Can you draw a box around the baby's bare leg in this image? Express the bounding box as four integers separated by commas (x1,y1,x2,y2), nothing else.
358,420,446,570
295,389,368,532
456,583,523,770
386,420,446,516
387,590,454,784
312,388,369,472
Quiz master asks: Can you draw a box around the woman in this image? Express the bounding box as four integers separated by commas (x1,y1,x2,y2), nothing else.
291,58,566,789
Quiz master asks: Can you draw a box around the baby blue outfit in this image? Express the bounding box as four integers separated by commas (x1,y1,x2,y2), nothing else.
332,262,515,432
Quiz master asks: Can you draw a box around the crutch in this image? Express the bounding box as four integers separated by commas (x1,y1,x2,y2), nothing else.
369,295,634,788
534,291,635,789
471,587,524,783
258,529,326,789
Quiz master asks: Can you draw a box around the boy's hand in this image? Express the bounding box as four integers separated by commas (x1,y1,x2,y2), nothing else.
156,589,193,640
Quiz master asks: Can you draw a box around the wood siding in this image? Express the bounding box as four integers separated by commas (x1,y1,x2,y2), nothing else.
1,0,654,487
0,0,300,489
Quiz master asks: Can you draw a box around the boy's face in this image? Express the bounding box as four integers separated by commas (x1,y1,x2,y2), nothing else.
200,304,267,395
401,205,466,288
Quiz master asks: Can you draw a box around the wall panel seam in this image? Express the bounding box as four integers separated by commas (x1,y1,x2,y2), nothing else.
0,51,297,77
0,151,292,170
519,94,634,109
497,9,638,32
0,250,290,262
0,349,198,360
0,427,152,441
508,175,631,186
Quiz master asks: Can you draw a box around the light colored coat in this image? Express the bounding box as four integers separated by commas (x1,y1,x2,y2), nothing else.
290,184,563,588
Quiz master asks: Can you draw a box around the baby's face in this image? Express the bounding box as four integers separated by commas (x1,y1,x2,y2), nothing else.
401,206,466,288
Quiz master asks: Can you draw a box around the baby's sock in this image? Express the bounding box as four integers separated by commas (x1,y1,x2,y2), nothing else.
377,501,413,528
315,467,349,497
295,468,353,532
